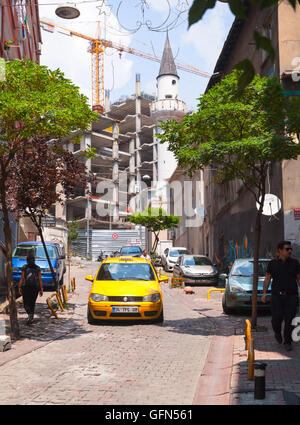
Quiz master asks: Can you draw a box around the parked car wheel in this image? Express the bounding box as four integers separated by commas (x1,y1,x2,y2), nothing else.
222,295,233,315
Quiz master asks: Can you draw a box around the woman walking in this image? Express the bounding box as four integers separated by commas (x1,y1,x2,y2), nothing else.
18,253,43,324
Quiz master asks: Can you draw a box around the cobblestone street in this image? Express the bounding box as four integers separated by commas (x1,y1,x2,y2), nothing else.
0,262,215,405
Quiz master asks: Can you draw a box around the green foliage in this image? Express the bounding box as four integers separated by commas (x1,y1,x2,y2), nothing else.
0,59,98,146
68,219,79,243
158,71,300,197
129,208,180,232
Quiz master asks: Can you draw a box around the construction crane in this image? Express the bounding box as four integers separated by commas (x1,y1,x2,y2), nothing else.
40,19,212,114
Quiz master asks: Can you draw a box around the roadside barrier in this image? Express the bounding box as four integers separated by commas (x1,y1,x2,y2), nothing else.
170,277,184,288
61,284,68,303
206,288,225,300
245,319,255,380
71,277,76,292
245,319,252,350
46,292,64,319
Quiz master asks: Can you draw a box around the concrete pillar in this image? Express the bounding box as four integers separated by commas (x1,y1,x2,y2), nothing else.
152,127,158,183
105,89,110,113
112,121,119,222
68,141,74,153
135,73,142,212
129,137,135,199
84,133,92,257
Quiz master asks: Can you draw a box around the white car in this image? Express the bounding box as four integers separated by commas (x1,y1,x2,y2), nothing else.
162,247,192,272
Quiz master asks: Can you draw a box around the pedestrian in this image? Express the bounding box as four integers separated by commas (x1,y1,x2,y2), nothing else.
18,253,43,325
141,249,151,260
262,241,300,351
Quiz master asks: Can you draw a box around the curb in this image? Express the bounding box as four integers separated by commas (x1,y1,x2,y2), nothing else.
0,315,11,352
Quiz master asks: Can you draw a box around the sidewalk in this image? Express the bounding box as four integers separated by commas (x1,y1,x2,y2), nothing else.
166,282,300,405
0,260,93,365
230,314,300,405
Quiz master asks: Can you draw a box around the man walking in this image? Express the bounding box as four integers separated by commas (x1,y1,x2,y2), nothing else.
262,241,300,351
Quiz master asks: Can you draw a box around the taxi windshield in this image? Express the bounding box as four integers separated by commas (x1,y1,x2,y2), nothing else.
97,263,156,281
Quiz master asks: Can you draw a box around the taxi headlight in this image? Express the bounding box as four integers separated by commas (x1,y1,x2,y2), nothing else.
143,293,161,302
90,293,108,302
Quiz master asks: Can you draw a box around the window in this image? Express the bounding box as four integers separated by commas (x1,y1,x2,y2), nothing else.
13,245,57,259
261,22,272,63
230,260,270,277
120,246,142,255
169,249,192,257
172,80,176,85
97,263,156,281
165,94,172,99
183,256,213,266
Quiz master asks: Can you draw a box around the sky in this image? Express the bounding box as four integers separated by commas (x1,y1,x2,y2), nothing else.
38,0,234,112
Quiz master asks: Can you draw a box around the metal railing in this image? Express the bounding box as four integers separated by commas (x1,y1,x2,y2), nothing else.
206,288,225,300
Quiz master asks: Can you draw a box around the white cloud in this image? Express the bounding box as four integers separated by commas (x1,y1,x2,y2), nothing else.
39,0,134,106
181,2,233,73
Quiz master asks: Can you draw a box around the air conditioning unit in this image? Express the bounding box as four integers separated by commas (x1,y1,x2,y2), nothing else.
36,42,42,55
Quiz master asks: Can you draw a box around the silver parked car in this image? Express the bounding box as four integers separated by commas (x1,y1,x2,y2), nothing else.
173,255,219,285
162,247,192,272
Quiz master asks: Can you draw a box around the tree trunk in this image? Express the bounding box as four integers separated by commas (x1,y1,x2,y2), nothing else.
0,183,19,340
37,225,59,292
152,232,159,252
251,190,265,329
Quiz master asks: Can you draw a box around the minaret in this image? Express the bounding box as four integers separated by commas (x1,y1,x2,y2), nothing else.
151,32,186,184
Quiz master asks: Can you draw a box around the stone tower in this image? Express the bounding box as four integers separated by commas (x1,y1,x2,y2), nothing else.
151,32,187,184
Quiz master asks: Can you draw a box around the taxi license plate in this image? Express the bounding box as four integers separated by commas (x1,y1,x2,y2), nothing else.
112,306,139,313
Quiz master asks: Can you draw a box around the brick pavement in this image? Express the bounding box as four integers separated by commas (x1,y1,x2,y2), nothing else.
0,261,214,405
164,283,300,405
230,313,300,405
2,262,299,405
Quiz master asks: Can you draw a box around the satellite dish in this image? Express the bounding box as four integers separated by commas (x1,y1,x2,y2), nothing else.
256,193,281,216
55,4,80,19
194,206,206,217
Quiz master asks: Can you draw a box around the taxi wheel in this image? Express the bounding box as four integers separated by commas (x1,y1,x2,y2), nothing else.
87,306,96,324
154,308,164,324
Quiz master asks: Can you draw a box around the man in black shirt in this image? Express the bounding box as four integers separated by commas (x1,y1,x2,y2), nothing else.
262,241,300,351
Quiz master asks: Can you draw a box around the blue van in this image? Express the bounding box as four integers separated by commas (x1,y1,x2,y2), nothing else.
12,241,66,291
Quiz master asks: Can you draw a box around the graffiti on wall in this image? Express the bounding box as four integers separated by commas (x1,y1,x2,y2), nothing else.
215,232,255,273
227,234,255,265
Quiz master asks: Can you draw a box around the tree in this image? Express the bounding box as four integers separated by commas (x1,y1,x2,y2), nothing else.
0,59,98,339
67,218,79,289
158,71,300,328
188,0,298,90
129,208,180,252
11,138,93,293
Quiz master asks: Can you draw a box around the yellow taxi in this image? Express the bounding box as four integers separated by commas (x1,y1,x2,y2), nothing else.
85,256,168,324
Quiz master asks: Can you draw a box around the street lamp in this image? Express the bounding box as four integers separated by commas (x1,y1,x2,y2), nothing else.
55,3,80,19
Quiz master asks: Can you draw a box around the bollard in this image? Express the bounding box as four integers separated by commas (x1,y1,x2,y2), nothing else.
248,338,254,380
61,284,68,303
245,319,251,350
254,362,267,399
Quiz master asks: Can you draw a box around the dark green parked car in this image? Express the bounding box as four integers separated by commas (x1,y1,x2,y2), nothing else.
221,258,272,314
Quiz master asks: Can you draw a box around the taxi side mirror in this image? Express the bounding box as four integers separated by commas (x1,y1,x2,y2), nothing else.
159,275,169,283
219,273,227,280
85,275,94,282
